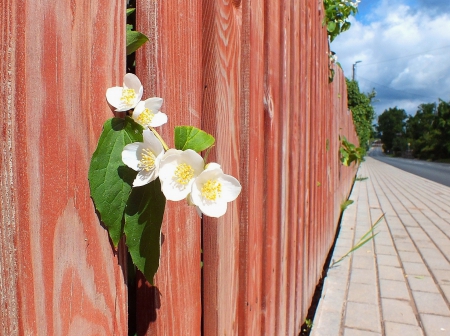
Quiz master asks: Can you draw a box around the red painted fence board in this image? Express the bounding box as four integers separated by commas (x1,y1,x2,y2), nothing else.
1,0,358,334
0,0,128,335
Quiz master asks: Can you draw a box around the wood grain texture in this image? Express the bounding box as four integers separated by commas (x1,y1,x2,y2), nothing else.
202,0,243,335
135,0,202,334
0,0,128,335
201,0,358,334
1,0,359,334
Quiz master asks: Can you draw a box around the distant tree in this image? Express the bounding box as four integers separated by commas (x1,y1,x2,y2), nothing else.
346,79,376,149
406,103,436,159
434,100,450,159
406,100,450,161
377,107,407,154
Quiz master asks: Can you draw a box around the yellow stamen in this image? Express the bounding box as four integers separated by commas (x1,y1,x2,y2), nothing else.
138,149,156,171
120,88,136,105
174,163,194,185
201,180,222,201
136,108,155,126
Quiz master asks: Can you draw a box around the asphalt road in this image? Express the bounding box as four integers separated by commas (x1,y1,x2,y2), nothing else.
368,146,450,187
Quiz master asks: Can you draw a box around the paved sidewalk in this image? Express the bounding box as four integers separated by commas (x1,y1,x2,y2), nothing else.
312,156,450,336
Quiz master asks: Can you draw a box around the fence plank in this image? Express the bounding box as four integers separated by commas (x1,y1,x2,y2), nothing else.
200,0,359,334
1,0,360,334
135,0,203,334
202,0,243,334
0,0,128,335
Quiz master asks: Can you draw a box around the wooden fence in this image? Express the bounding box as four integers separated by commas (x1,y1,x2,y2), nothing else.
0,0,357,335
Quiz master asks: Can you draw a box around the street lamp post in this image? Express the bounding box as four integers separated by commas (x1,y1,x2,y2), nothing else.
352,60,362,81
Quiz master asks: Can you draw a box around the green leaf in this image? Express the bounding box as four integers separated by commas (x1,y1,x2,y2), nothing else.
327,21,337,33
174,126,215,152
126,8,136,17
126,30,149,55
125,179,166,285
341,21,351,32
88,117,143,246
340,199,354,211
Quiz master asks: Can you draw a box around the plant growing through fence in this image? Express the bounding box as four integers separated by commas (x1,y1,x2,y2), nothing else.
322,0,360,42
331,213,384,267
339,136,365,166
126,8,148,56
340,199,354,212
89,76,241,284
89,6,241,285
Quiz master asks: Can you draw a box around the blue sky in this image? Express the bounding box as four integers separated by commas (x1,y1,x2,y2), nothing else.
331,0,450,118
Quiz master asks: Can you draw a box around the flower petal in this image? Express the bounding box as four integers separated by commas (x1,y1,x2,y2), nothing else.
133,169,157,187
218,175,242,202
144,97,163,111
106,87,124,109
198,200,228,218
123,73,143,108
133,101,146,116
143,129,164,156
159,149,205,201
150,112,168,127
123,73,142,92
205,162,221,171
122,143,141,171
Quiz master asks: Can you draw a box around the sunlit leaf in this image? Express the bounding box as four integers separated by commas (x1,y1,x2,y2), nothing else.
88,117,143,246
174,126,215,152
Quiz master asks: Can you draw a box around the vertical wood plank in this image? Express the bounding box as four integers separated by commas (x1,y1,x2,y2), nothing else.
240,0,265,334
201,0,243,335
262,0,282,334
0,0,128,335
135,0,202,334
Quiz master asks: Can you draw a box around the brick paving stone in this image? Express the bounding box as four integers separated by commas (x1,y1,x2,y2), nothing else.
353,247,374,258
379,279,410,300
351,268,377,285
412,291,450,316
403,262,430,276
431,269,450,285
343,328,382,336
378,265,405,281
420,314,450,335
312,157,450,336
345,302,381,333
381,298,418,325
441,285,450,302
377,254,400,267
407,275,440,293
311,307,343,336
414,239,435,249
374,231,393,246
375,244,396,255
352,255,375,270
395,241,417,252
348,283,378,304
384,322,424,336
398,250,422,263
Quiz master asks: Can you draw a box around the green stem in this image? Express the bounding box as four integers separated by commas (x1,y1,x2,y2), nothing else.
150,127,169,151
202,145,215,165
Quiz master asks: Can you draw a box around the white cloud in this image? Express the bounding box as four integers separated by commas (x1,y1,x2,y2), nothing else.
331,0,450,118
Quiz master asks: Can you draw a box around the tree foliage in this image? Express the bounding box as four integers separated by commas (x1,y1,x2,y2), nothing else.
377,107,407,154
406,100,450,161
346,79,376,149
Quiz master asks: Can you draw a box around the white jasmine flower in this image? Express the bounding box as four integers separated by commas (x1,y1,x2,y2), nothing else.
132,97,167,128
122,129,164,187
106,73,144,112
158,149,205,201
190,163,241,218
